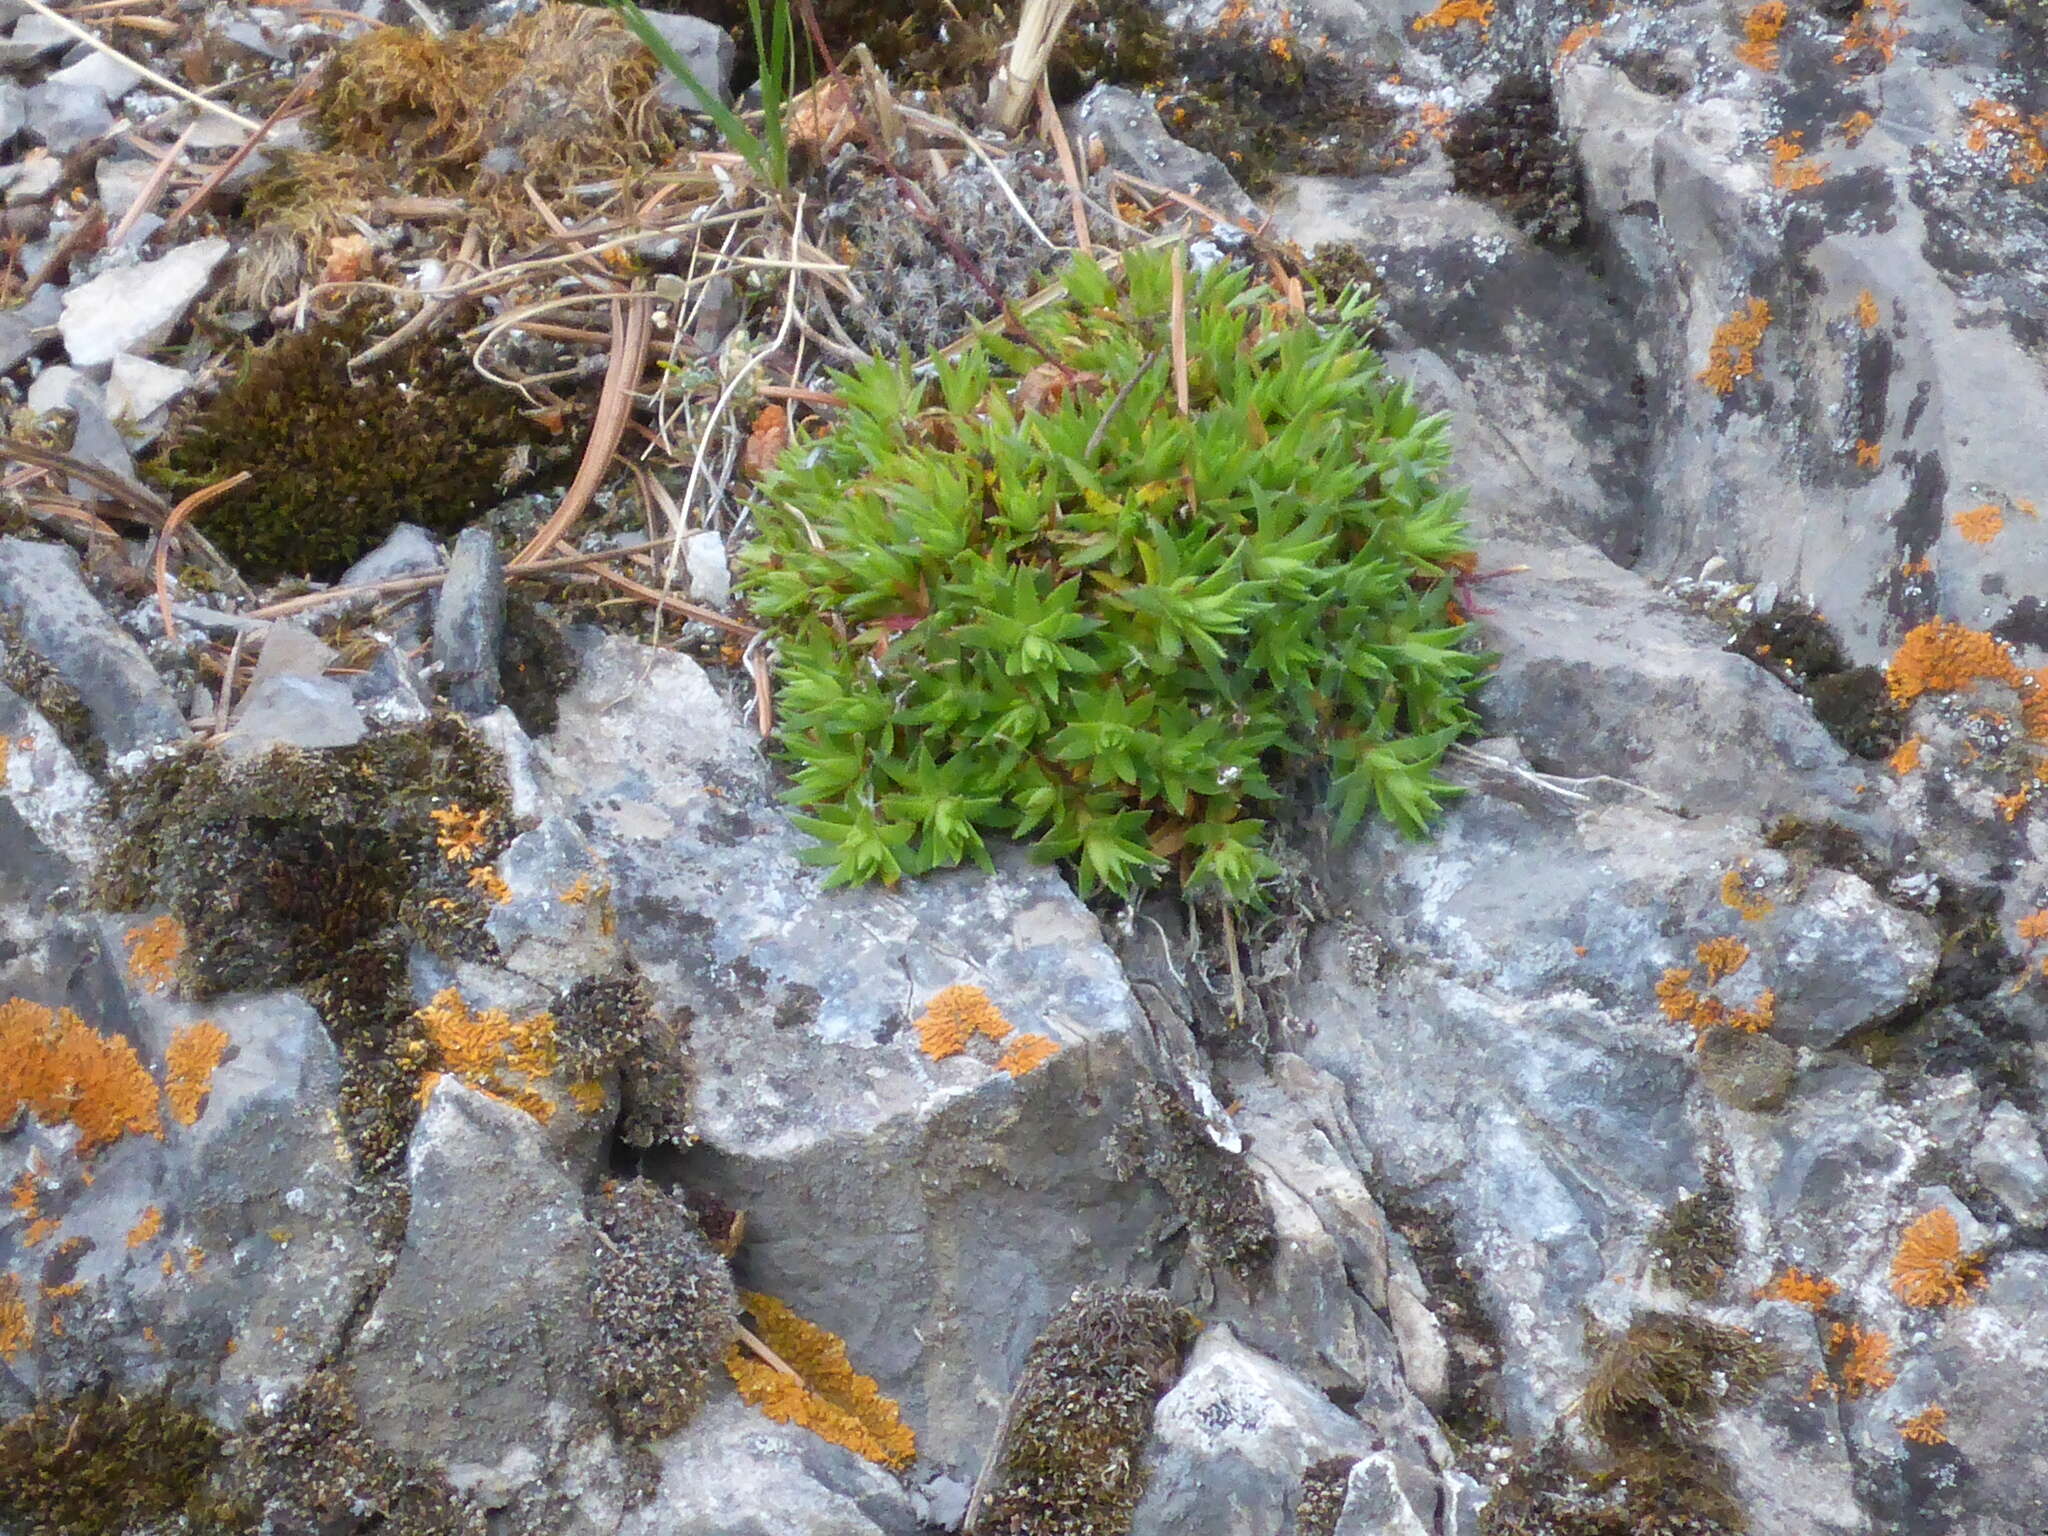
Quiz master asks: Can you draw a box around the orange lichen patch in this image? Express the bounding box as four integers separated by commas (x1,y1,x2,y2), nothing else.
568,1079,607,1115
1890,1207,1987,1308
912,983,1014,1061
1843,111,1877,145
1720,867,1775,921
1965,99,2048,185
1756,1266,1839,1309
1995,786,2032,823
1554,21,1602,64
1855,439,1883,469
186,1247,205,1273
1766,134,1828,189
412,988,561,1123
126,1206,163,1249
1885,620,2024,708
8,1171,36,1214
727,1291,917,1469
1830,1322,1897,1397
995,1034,1063,1077
2017,910,2048,944
1734,0,1788,68
0,1273,26,1361
1834,0,1906,65
1698,298,1772,394
1899,554,1933,578
123,916,185,994
23,1217,59,1247
1899,1404,1950,1445
2020,499,2040,519
1411,0,1493,32
1888,735,1924,774
429,804,495,865
161,1252,176,1277
1952,502,2003,545
1418,102,1454,139
1697,936,1750,984
163,1020,230,1128
1854,289,1880,328
558,874,594,904
0,996,164,1152
467,864,511,904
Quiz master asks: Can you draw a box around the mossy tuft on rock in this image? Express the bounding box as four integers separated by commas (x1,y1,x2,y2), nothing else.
0,1387,244,1536
555,968,697,1150
968,1287,1198,1536
1109,1079,1275,1279
1646,1157,1741,1301
591,1177,738,1439
146,306,552,580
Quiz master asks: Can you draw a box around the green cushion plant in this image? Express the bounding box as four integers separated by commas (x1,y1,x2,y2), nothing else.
739,245,1488,903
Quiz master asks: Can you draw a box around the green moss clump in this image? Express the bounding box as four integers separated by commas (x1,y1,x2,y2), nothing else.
1110,1080,1275,1279
1731,604,1901,760
742,247,1487,904
95,717,513,1225
0,603,104,776
556,969,697,1150
1646,1160,1740,1302
590,1178,738,1439
970,1287,1198,1536
146,306,551,580
0,1388,245,1536
224,1372,482,1536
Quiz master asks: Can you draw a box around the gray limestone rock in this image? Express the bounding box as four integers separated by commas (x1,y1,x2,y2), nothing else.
0,535,188,761
1972,1101,2048,1229
643,11,737,112
223,674,367,759
22,78,110,153
434,527,506,715
59,237,228,367
1071,85,1260,224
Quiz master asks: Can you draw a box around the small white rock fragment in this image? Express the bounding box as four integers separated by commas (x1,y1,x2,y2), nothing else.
59,237,229,367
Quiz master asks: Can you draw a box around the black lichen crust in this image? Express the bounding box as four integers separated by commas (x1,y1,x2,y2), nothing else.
590,1177,738,1440
970,1287,1198,1536
146,305,553,580
1445,74,1586,249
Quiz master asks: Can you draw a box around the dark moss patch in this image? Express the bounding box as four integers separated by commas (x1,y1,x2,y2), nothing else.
590,1177,738,1440
556,968,697,1151
1379,1194,1504,1447
1444,74,1585,248
1109,1079,1274,1280
0,603,104,776
146,306,553,581
970,1287,1198,1536
1296,1455,1360,1536
499,590,580,738
1731,603,1901,759
0,1387,244,1536
1646,1158,1740,1301
94,718,513,1226
1487,1313,1778,1536
223,1371,482,1536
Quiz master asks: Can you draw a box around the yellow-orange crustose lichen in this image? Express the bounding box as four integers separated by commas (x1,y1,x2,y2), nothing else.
1844,111,1877,145
1854,288,1880,327
1889,1207,1987,1307
430,804,495,865
1966,99,2048,185
0,1273,27,1360
0,997,163,1152
1953,503,2004,545
727,1291,916,1469
163,1021,230,1127
126,1206,163,1248
1835,0,1906,65
1734,0,1788,68
1720,867,1776,921
1889,736,1924,774
1411,0,1493,33
1698,298,1772,394
1855,439,1882,469
413,988,563,1122
1765,134,1828,189
1756,1266,1839,1309
2017,910,2048,945
1696,936,1750,984
995,1034,1063,1077
1554,21,1602,64
1898,1404,1950,1445
123,916,184,993
467,865,512,904
1829,1322,1897,1397
1883,623,2048,751
913,983,1013,1061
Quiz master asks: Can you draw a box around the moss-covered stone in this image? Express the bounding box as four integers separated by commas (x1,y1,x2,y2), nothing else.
1110,1079,1274,1280
1295,1455,1360,1536
1732,605,1901,759
0,1388,244,1536
590,1178,738,1439
1646,1159,1740,1301
1445,75,1585,249
556,968,696,1150
970,1287,1198,1536
0,602,104,776
146,306,552,580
